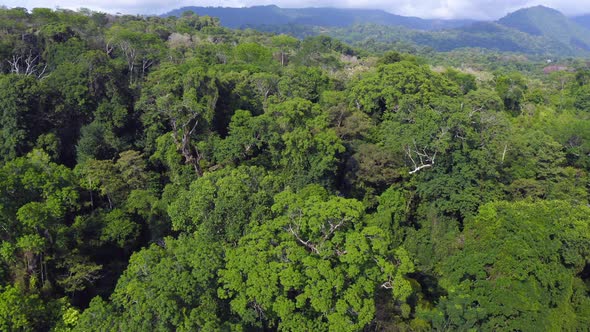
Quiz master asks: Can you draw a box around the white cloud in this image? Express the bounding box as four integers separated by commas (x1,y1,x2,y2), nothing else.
2,0,590,19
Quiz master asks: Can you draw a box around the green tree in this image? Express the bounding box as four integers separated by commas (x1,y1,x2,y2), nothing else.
442,68,477,95
219,185,414,331
168,166,275,242
271,34,299,66
0,74,40,161
349,61,460,117
232,42,274,69
106,24,165,84
77,234,226,331
139,64,219,176
424,200,590,331
495,72,528,114
278,67,330,103
0,150,79,290
0,285,46,331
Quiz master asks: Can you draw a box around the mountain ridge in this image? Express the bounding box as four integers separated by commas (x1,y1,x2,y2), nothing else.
572,14,590,30
163,5,590,56
497,5,590,51
162,5,475,31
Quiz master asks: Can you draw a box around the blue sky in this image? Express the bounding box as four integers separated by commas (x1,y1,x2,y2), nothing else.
2,0,589,19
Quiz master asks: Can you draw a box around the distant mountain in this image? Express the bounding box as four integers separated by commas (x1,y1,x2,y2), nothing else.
497,6,590,51
422,21,568,53
162,5,474,31
163,5,590,56
282,22,569,55
572,14,590,31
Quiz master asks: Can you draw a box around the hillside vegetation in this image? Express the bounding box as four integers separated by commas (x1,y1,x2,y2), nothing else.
498,6,590,51
163,5,474,30
172,5,590,56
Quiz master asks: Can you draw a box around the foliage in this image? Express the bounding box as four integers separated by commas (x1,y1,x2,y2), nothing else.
424,201,590,331
219,185,414,330
0,7,589,332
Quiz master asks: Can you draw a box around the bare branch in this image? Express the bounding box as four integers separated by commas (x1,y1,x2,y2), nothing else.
381,280,393,289
501,143,508,164
251,302,266,320
409,164,433,175
24,53,39,76
37,63,48,79
8,52,47,78
188,118,199,136
406,142,436,175
321,218,347,243
287,224,320,254
170,115,204,176
105,42,114,56
335,249,348,256
8,55,22,74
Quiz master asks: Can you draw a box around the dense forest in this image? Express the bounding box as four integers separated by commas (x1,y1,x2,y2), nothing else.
2,7,590,331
